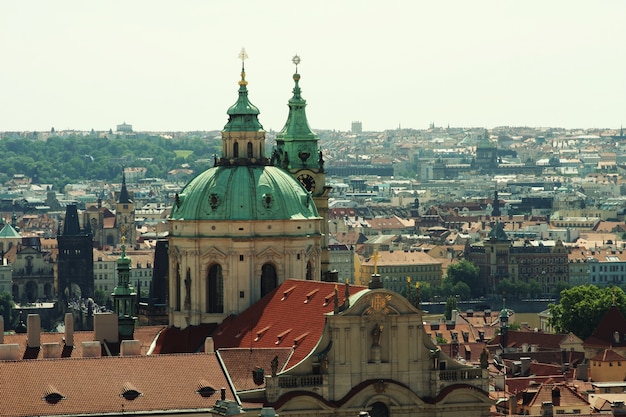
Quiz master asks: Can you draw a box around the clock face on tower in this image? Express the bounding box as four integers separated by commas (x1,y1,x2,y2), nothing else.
297,173,316,193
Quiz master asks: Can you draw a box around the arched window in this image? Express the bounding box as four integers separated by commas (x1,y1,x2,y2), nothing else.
306,261,313,280
261,263,277,297
25,281,37,303
207,264,224,313
247,142,253,158
175,265,181,311
233,142,239,158
370,401,389,417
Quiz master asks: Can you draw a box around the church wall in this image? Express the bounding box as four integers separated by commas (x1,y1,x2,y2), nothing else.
168,217,322,327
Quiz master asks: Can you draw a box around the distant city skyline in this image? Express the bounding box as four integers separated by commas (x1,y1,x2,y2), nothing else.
1,1,625,133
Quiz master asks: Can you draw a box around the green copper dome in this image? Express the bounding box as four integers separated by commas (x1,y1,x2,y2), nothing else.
170,165,319,221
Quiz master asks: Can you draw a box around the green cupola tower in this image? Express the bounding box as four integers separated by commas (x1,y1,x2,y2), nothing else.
112,237,137,340
273,55,333,281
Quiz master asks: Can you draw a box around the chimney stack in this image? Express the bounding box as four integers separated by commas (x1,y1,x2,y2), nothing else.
120,340,141,356
64,313,74,347
27,314,41,348
82,341,102,358
42,343,62,359
205,337,215,354
0,344,20,360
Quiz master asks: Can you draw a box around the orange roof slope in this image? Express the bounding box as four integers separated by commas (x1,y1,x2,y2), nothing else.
212,279,367,368
218,347,293,393
0,353,235,417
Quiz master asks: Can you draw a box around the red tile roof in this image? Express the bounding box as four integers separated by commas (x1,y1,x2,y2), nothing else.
491,330,566,350
590,348,626,362
0,353,235,417
2,326,163,359
584,306,626,348
152,323,217,354
218,347,293,393
212,279,367,369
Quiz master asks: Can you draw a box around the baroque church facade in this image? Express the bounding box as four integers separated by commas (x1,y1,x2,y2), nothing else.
167,55,327,328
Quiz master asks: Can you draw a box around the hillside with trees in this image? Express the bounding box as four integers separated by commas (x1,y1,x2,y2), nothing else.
0,133,222,190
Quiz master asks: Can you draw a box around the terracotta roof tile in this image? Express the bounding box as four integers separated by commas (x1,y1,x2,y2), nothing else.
590,348,626,362
2,326,163,359
0,353,235,417
212,279,367,369
218,347,293,392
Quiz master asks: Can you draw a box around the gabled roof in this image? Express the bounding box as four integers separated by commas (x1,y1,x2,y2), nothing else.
0,353,235,417
584,306,626,348
211,279,367,368
0,223,21,238
218,347,293,393
590,348,626,362
519,382,589,409
491,330,567,350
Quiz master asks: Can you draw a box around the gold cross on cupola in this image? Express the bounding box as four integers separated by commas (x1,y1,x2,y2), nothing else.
238,47,248,86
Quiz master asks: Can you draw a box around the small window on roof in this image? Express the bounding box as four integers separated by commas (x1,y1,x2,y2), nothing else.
43,386,65,404
120,383,142,401
196,384,217,398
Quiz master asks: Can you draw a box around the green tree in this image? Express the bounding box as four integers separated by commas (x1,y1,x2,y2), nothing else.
548,285,626,339
452,281,471,300
93,289,108,307
445,260,481,298
0,291,15,329
445,296,458,320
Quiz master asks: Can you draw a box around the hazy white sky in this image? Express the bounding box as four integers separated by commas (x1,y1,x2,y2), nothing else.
1,1,625,132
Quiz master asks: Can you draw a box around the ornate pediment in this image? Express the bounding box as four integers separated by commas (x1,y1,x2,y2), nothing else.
256,246,283,262
201,246,228,263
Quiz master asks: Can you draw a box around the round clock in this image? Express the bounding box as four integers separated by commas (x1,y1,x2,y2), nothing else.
297,174,316,193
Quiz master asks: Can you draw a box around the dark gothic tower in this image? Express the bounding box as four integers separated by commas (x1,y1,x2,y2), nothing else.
492,189,501,217
116,172,135,246
57,203,94,302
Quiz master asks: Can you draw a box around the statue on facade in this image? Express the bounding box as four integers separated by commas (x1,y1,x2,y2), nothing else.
271,355,279,377
371,323,383,346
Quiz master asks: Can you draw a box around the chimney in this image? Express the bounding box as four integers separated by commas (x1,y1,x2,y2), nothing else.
42,342,62,359
93,313,118,343
64,313,74,347
27,314,41,348
82,341,102,358
451,309,459,322
221,387,226,400
0,344,20,360
205,337,215,354
577,363,589,381
120,340,141,356
521,357,531,376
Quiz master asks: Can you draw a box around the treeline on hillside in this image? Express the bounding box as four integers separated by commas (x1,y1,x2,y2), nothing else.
0,134,221,190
